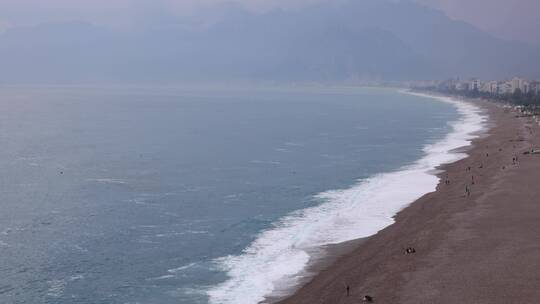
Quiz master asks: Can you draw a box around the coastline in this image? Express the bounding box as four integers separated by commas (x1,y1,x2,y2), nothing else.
262,92,488,302
208,90,488,304
209,91,487,304
278,98,540,303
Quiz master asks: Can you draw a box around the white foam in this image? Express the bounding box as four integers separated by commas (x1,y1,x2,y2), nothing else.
147,274,176,281
87,178,128,185
250,160,282,165
207,92,487,304
168,262,198,274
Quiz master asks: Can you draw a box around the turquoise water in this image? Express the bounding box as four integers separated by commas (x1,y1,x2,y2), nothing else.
0,86,459,304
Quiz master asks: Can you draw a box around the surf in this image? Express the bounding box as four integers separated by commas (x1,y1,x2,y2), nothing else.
207,91,487,304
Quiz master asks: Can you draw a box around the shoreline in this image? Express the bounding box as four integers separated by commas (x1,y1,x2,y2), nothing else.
263,238,367,303
278,98,540,303
263,92,489,303
208,90,487,304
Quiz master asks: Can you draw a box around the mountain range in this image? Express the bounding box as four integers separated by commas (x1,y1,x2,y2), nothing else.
0,0,538,83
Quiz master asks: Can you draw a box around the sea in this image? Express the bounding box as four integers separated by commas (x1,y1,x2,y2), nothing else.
0,85,485,304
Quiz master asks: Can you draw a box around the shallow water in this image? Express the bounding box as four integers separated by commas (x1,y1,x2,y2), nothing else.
0,86,470,304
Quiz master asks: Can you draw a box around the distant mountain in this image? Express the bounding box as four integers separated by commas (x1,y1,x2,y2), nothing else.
330,0,539,79
0,0,538,83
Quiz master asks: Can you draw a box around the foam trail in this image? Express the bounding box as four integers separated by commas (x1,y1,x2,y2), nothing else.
207,91,487,304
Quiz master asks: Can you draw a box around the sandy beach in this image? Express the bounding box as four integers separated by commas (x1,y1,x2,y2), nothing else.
279,99,540,304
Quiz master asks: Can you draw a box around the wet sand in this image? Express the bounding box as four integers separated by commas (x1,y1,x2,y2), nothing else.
279,100,540,304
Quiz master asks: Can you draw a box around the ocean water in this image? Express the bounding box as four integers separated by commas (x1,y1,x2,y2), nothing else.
0,86,485,304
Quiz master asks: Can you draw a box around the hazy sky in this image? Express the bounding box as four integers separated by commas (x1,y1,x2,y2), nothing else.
0,0,539,44
0,0,322,30
418,0,540,45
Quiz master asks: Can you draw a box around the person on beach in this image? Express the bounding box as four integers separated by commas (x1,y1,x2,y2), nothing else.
472,175,475,184
346,285,350,297
405,247,416,254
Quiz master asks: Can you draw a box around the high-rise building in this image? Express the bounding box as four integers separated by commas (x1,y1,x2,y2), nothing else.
530,81,540,94
500,81,513,94
511,77,521,93
470,78,480,91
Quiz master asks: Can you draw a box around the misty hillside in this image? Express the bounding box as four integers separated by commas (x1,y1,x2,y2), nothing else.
0,0,538,83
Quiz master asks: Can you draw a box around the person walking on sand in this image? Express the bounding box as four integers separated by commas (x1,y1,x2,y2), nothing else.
346,285,350,297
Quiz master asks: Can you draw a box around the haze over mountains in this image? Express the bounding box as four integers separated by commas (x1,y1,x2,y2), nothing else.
1,0,538,84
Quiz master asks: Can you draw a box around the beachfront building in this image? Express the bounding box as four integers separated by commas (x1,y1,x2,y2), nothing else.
493,81,502,94
470,78,480,91
511,77,530,93
521,80,529,93
412,77,540,97
499,82,513,94
530,81,540,94
511,77,521,93
436,78,458,91
479,81,499,94
456,81,469,91
478,82,489,93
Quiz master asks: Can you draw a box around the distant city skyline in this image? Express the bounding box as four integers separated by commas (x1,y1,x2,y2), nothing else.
412,76,540,96
0,0,539,45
